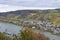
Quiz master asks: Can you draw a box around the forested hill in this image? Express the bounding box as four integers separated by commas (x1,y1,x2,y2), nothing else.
0,10,34,16
0,9,60,16
0,9,60,24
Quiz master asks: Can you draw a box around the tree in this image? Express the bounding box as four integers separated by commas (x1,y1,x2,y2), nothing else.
16,27,47,40
18,27,34,40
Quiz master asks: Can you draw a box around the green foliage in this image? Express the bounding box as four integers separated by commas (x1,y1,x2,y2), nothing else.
0,32,11,40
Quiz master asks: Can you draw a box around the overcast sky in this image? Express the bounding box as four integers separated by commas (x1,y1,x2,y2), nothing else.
0,0,60,12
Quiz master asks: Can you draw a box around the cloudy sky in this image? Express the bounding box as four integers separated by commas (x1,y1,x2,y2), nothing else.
0,0,60,12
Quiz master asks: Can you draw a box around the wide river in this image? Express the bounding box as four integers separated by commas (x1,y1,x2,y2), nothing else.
0,22,60,40
0,22,22,35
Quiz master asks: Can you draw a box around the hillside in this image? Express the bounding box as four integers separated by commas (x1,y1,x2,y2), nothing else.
0,9,60,24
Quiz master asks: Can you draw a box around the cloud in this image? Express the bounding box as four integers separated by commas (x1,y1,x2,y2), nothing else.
0,4,25,12
9,0,36,2
0,4,56,12
0,0,59,12
0,0,60,10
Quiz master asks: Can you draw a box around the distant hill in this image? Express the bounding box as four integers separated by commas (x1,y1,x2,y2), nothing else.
0,9,60,24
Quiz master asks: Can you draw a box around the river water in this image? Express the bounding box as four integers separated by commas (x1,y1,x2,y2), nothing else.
0,22,60,40
43,32,60,40
0,22,22,35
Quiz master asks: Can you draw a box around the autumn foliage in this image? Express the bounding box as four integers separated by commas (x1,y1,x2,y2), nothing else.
19,27,47,40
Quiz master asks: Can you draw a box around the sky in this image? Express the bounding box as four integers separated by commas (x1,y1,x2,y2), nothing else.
0,0,60,12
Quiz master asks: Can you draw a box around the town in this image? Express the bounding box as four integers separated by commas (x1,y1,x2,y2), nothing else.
21,20,60,34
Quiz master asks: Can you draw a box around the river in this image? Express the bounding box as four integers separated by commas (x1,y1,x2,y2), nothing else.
43,32,60,40
0,22,22,35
